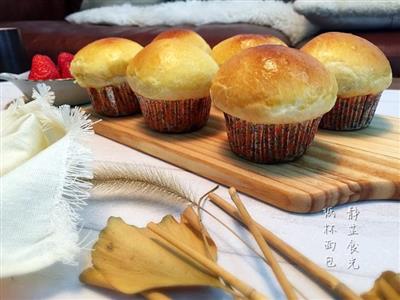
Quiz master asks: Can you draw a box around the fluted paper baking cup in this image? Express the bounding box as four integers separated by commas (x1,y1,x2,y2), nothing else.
88,82,140,117
136,95,211,133
320,93,381,130
224,113,321,163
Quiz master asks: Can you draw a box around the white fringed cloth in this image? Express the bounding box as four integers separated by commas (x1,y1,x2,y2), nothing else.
0,85,93,277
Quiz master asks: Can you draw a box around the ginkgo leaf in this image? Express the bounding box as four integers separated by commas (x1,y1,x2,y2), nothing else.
80,207,223,295
80,268,171,300
80,267,113,290
362,271,400,300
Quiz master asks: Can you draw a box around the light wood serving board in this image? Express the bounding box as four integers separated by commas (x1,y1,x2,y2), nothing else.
91,107,400,213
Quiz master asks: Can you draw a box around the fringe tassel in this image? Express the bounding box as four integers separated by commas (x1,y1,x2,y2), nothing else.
50,105,94,265
4,84,94,267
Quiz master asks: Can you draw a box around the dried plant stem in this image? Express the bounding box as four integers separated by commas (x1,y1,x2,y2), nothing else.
197,186,220,261
196,192,307,299
200,200,308,300
208,192,362,300
196,187,242,299
92,164,263,266
195,211,246,299
147,222,268,300
92,166,305,298
197,203,265,259
92,162,195,205
228,188,297,300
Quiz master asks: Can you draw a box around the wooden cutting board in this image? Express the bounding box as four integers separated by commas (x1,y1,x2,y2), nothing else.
91,107,400,213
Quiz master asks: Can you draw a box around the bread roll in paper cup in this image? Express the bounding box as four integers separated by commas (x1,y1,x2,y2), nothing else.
153,28,212,54
302,32,392,130
127,39,218,133
212,34,287,66
71,37,143,117
210,45,338,163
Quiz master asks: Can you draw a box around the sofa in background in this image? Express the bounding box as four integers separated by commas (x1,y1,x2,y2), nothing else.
0,0,399,79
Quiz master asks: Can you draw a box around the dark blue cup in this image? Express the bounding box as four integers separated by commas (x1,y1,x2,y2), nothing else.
0,28,29,74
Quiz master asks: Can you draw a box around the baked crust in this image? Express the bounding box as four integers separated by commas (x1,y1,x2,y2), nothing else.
211,45,338,124
127,39,218,100
71,37,143,88
301,32,392,97
153,28,212,54
212,34,287,65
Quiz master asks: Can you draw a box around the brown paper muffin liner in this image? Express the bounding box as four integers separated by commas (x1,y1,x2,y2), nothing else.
224,113,321,163
88,82,140,117
319,93,381,130
136,94,211,133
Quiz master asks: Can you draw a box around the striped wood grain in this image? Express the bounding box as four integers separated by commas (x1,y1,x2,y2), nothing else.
91,107,400,213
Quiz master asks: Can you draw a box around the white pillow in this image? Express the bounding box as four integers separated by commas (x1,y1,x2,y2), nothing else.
67,1,317,45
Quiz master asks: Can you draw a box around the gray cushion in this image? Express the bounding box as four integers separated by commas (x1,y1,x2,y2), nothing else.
81,0,164,10
294,0,400,30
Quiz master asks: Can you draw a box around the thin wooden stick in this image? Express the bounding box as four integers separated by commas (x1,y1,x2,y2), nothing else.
147,222,268,300
208,192,362,300
228,187,297,300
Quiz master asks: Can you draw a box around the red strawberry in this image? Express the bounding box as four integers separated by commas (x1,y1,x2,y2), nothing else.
57,52,74,79
28,54,60,80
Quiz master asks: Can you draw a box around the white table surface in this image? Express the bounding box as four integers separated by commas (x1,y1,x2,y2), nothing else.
1,82,399,300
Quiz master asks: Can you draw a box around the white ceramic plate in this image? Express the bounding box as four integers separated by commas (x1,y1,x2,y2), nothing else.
0,71,90,106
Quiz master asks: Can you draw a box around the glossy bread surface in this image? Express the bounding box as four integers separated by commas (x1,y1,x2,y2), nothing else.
71,37,143,88
302,32,392,97
127,39,218,100
153,28,212,54
211,45,338,124
212,34,287,65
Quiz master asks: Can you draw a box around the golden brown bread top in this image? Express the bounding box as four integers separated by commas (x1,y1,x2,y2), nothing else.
301,32,392,97
153,28,212,54
212,34,287,66
126,39,218,100
70,37,143,88
210,45,338,124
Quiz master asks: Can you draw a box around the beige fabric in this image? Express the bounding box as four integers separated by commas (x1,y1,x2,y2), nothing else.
1,99,65,176
1,84,93,277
